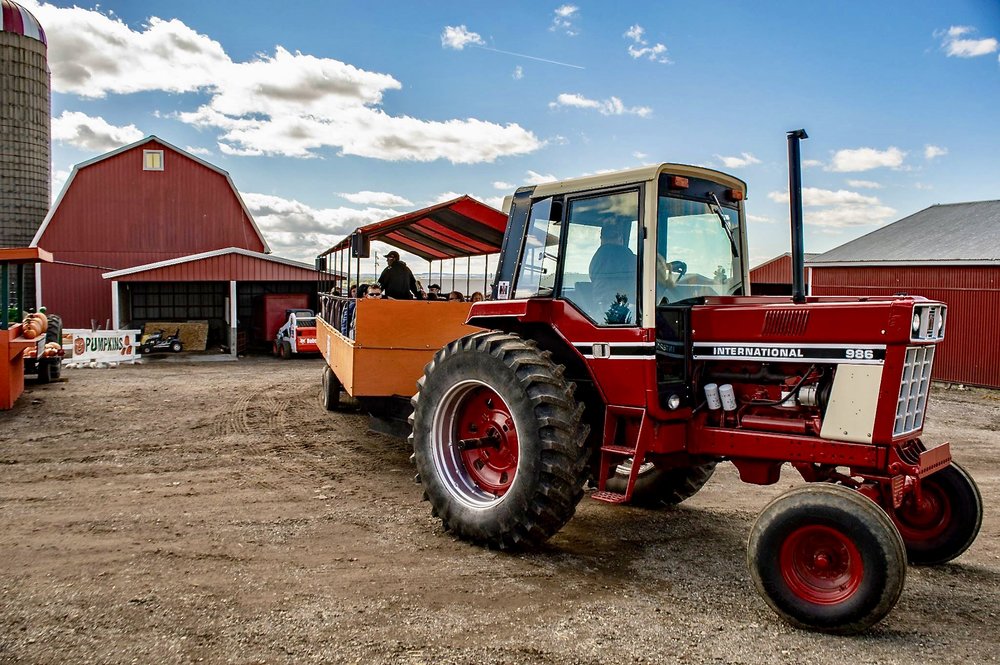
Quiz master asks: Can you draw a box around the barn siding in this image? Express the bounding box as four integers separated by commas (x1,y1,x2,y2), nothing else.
812,266,1000,388
36,140,266,327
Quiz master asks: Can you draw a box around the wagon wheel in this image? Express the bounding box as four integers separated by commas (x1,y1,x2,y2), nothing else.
890,462,982,565
410,331,590,548
748,484,906,634
322,365,341,411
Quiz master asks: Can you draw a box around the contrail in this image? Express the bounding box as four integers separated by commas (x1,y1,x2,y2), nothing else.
472,45,585,69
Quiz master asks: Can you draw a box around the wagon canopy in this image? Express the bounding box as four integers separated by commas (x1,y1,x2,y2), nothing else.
319,196,507,261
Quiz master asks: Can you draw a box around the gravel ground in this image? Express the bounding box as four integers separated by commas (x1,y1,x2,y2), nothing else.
0,357,997,664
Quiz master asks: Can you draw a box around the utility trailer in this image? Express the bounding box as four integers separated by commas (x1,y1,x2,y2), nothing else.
315,196,505,433
317,133,982,634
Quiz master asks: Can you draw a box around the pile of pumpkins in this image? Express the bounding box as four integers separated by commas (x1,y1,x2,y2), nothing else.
22,342,61,359
21,312,48,339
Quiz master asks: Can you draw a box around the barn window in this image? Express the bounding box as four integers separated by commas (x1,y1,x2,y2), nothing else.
143,150,164,171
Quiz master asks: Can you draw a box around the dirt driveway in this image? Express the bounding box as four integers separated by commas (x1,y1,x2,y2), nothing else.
1,357,998,664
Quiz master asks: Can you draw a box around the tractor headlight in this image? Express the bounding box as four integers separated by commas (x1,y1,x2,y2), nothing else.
936,311,945,336
912,313,921,335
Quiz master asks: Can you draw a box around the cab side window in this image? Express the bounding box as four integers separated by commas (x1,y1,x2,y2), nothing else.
514,197,562,298
557,190,640,325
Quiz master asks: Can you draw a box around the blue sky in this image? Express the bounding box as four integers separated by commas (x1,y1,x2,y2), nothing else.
25,0,1000,271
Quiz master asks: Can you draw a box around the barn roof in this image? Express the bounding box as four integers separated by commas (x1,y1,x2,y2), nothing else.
750,252,821,283
102,247,333,282
318,196,507,261
31,135,270,253
809,200,1000,266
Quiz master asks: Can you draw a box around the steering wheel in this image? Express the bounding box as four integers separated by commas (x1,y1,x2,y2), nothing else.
667,260,687,279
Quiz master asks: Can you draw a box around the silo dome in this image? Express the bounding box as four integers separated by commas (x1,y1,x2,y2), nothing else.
1,0,50,309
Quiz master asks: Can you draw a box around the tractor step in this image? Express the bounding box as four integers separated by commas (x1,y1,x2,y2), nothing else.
591,490,628,504
601,444,637,456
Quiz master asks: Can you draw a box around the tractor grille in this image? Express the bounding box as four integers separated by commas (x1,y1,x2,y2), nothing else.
894,345,935,437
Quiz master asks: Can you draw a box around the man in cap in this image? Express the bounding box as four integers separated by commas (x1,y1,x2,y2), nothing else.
377,250,421,300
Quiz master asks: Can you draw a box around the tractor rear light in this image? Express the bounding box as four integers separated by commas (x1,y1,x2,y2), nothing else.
668,175,689,189
727,188,744,201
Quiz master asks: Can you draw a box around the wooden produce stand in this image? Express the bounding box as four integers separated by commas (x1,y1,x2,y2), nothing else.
1,247,53,410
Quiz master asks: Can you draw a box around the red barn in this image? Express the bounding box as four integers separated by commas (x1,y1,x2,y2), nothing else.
808,200,1000,389
749,252,819,295
31,136,269,328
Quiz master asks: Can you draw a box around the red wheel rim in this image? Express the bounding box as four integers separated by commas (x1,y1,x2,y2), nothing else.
894,482,952,542
454,386,518,496
779,525,864,605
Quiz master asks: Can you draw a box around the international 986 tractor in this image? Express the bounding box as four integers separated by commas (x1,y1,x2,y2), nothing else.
407,131,982,633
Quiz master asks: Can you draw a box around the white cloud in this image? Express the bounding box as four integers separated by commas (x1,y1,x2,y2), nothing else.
440,25,485,50
339,191,413,207
184,145,212,156
623,23,671,64
513,65,524,80
768,187,880,207
802,159,823,169
747,213,773,224
767,187,895,229
846,179,883,189
549,92,652,117
431,191,464,204
551,5,579,36
31,3,540,164
51,168,71,201
524,170,558,185
715,152,761,169
939,25,999,57
243,191,396,264
828,146,906,172
924,144,948,160
492,181,515,190
51,110,143,152
633,151,648,161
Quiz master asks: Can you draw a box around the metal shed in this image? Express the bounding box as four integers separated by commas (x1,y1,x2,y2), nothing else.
31,136,268,328
750,252,820,295
104,248,335,356
808,200,1000,388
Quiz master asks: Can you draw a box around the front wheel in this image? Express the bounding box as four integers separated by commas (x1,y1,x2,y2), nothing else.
410,331,589,549
170,341,182,353
891,463,983,565
280,341,291,360
748,484,906,634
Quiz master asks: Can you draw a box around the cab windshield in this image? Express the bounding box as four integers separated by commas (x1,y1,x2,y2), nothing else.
656,182,744,305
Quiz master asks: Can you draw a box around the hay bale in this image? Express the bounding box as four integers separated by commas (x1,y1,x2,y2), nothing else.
141,321,209,351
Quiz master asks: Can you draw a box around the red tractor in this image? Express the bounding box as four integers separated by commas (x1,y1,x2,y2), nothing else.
409,131,982,633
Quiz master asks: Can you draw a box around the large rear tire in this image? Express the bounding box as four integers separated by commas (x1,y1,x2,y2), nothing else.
410,331,589,549
748,484,906,634
891,463,982,565
606,459,717,507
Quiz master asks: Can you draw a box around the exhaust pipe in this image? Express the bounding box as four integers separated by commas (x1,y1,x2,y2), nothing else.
786,129,808,304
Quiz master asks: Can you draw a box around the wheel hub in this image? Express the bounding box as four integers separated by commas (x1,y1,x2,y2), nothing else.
455,387,518,495
780,525,864,605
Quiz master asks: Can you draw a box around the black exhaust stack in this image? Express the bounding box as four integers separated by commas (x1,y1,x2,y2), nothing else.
786,129,809,304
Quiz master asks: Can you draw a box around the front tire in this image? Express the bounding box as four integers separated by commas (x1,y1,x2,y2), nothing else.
170,341,182,353
748,484,906,634
891,463,983,565
280,341,291,359
410,331,589,549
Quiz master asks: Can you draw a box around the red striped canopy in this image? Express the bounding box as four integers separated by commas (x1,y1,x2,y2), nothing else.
320,196,507,261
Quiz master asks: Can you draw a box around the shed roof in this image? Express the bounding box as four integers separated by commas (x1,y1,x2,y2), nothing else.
809,200,1000,266
102,247,334,282
319,196,507,261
